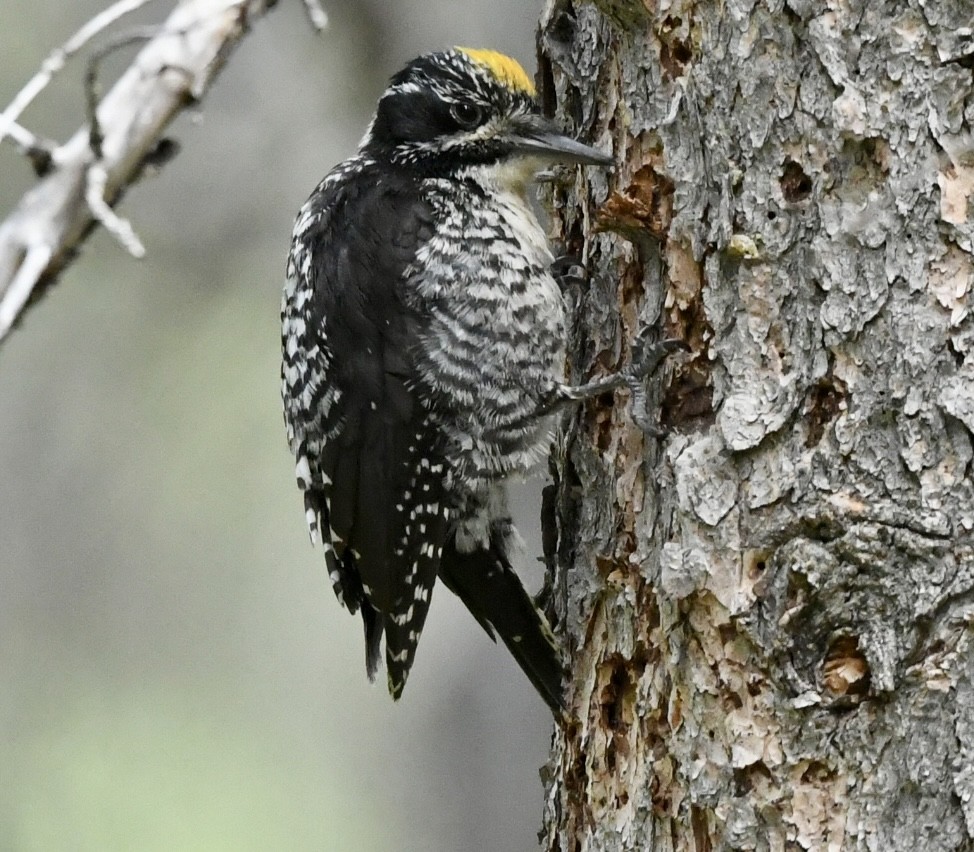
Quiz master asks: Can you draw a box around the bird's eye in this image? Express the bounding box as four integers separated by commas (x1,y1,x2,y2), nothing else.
450,102,485,128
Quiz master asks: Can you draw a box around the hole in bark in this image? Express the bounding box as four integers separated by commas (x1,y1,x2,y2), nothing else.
547,8,576,44
862,137,891,173
800,759,835,783
804,370,848,448
596,164,675,241
718,622,738,646
725,692,744,711
658,15,693,80
782,3,804,23
780,159,813,202
732,767,750,794
733,760,771,794
661,359,714,432
822,635,871,698
948,338,965,367
660,38,692,80
600,659,631,732
744,548,772,579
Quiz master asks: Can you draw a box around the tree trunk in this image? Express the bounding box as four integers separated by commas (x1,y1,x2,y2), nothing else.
539,1,974,849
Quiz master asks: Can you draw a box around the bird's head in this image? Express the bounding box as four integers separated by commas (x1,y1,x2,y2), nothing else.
361,48,612,176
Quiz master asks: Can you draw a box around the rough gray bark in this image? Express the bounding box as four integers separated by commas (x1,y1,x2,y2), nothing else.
539,1,974,849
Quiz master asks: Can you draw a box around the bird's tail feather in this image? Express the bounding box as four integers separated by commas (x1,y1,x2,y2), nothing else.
438,521,565,714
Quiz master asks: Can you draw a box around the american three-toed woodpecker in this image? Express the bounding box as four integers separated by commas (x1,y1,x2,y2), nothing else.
282,48,631,713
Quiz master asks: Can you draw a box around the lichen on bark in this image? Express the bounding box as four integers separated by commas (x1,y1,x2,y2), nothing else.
539,1,974,849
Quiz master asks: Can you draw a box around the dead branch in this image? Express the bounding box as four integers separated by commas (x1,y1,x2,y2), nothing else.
0,0,161,157
0,0,283,345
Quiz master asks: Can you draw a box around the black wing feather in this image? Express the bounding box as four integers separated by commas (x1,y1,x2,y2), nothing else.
288,162,449,693
382,427,453,698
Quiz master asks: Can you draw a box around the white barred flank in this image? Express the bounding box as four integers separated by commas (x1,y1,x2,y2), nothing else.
404,167,566,504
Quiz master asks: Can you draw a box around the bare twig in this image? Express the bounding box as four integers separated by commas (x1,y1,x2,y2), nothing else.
302,0,328,30
85,162,146,257
3,118,42,152
0,0,281,345
0,245,54,338
0,0,160,150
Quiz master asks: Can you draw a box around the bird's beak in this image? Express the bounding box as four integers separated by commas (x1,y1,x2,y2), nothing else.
509,117,613,166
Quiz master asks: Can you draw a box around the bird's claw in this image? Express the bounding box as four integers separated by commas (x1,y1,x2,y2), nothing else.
627,334,688,382
624,334,687,435
550,254,587,291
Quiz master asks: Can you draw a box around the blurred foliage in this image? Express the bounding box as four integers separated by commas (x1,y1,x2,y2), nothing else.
0,2,552,850
8,683,385,851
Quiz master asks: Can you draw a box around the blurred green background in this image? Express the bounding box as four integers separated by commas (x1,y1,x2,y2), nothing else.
0,2,555,849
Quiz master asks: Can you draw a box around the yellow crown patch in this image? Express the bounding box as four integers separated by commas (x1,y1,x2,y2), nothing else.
456,48,536,96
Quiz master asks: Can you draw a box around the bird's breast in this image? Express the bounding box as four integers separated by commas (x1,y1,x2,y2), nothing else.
408,180,568,480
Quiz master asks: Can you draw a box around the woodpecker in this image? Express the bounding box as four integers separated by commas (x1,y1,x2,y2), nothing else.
282,48,671,713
